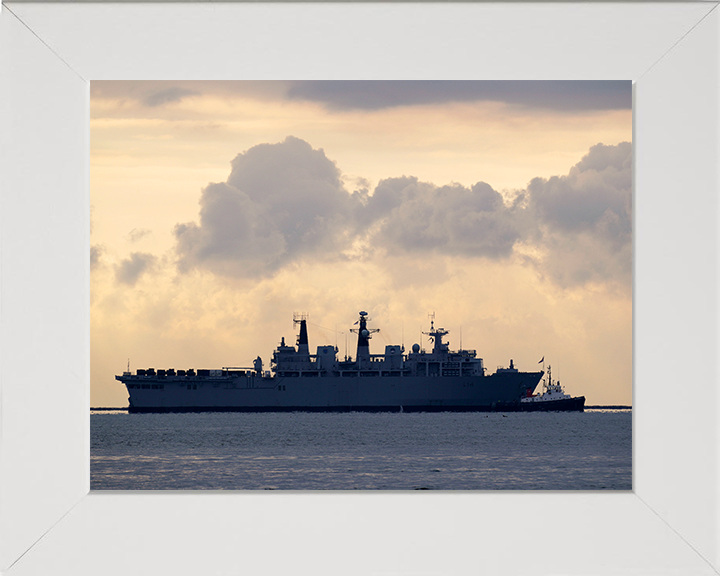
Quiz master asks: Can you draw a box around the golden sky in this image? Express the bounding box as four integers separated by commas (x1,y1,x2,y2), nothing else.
91,81,632,407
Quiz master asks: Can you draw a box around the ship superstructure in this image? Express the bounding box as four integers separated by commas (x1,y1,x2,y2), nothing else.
273,312,484,379
116,311,567,413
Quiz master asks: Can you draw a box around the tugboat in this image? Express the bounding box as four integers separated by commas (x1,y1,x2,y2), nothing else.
519,364,585,411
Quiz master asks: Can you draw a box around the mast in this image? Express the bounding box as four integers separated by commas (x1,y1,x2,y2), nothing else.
350,311,379,368
545,365,552,392
422,314,449,356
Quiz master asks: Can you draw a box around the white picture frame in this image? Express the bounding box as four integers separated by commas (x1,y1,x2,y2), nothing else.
1,2,718,574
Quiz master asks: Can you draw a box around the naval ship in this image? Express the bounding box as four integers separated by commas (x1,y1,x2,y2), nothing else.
116,311,580,413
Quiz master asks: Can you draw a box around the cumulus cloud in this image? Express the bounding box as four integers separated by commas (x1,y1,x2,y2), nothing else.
174,136,358,278
360,178,525,259
286,81,631,112
527,142,632,287
172,136,631,289
530,142,631,234
115,252,157,286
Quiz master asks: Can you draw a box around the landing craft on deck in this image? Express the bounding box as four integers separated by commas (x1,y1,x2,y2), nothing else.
116,311,583,413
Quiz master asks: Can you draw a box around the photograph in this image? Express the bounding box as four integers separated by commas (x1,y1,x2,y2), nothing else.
4,2,719,574
90,80,632,491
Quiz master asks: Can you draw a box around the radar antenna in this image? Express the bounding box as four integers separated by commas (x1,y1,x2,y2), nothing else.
422,313,449,355
350,311,380,339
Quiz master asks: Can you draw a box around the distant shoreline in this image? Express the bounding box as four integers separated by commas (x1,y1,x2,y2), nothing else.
91,405,632,411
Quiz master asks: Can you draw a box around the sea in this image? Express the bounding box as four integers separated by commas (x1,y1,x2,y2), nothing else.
90,409,631,491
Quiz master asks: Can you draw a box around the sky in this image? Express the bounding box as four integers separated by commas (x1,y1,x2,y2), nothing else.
91,80,632,408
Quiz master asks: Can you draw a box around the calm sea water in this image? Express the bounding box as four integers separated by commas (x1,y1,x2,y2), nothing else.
91,410,631,490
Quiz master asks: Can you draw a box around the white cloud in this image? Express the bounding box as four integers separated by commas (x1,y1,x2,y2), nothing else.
171,137,631,289
528,142,632,288
174,136,358,278
362,178,525,259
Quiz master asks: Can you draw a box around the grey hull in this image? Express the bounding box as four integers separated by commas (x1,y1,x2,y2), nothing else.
119,371,544,413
